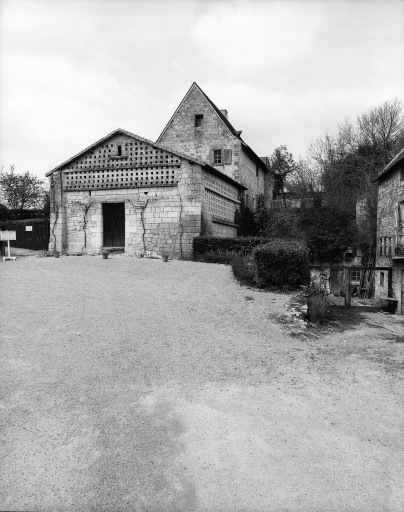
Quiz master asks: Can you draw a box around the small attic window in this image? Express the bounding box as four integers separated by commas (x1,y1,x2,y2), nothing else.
213,149,222,164
195,114,203,127
117,145,122,156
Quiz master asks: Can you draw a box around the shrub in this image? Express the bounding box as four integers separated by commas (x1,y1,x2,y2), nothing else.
231,255,256,286
234,202,258,236
253,238,310,289
193,236,269,257
192,251,233,265
259,208,303,240
0,203,11,222
307,294,331,324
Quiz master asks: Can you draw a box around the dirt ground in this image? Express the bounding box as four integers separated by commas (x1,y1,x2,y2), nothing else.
1,254,403,511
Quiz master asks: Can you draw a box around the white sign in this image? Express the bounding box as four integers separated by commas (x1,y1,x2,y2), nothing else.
1,230,17,261
0,230,16,241
26,226,33,232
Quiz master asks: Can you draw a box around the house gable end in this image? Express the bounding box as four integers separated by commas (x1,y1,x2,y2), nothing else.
157,83,268,173
157,82,240,144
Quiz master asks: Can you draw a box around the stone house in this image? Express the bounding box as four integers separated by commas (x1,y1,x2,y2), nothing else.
374,147,404,314
157,82,272,211
46,129,246,257
46,83,271,257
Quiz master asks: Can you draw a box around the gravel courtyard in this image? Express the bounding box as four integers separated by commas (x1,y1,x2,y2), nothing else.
1,255,403,511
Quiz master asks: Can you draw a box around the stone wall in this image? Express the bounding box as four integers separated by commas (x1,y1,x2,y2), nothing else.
158,85,241,180
375,163,404,313
158,83,271,209
238,151,269,210
49,159,203,257
201,169,240,238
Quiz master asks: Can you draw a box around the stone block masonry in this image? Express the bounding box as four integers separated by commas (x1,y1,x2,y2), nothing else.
48,134,204,257
48,129,246,259
157,82,273,210
375,158,404,314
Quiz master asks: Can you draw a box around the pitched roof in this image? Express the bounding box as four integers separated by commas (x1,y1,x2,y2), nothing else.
373,146,404,182
45,128,246,189
157,82,268,171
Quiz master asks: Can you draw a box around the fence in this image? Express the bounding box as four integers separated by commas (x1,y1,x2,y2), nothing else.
0,219,50,251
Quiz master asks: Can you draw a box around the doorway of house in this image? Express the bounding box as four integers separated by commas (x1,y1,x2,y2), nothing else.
103,203,125,247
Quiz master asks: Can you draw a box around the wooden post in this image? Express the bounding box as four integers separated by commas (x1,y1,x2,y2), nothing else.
344,266,352,307
388,268,393,298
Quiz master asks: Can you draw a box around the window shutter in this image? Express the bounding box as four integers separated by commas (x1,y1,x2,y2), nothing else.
224,149,232,165
209,149,214,164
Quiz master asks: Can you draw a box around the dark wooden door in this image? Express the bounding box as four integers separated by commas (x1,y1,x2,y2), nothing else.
401,270,404,315
330,269,344,295
103,203,125,247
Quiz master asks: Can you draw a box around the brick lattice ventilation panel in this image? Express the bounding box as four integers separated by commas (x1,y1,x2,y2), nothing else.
204,175,239,202
63,140,181,190
204,188,238,222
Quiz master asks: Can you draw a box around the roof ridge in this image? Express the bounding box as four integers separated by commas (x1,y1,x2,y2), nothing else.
193,82,245,142
372,145,404,182
384,146,404,173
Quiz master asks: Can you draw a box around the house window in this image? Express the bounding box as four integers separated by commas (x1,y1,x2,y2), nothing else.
352,269,361,282
214,150,223,164
380,272,385,286
117,145,122,156
213,149,232,165
195,114,203,127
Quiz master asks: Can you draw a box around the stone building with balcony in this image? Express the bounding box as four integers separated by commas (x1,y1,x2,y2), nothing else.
374,147,404,314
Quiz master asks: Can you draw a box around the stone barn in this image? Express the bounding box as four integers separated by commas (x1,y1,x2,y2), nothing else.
46,129,245,257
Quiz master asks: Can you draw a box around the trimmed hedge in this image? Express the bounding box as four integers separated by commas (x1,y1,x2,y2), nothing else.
193,236,269,256
253,238,310,289
231,255,256,286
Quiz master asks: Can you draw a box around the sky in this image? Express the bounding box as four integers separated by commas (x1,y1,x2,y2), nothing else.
0,0,403,180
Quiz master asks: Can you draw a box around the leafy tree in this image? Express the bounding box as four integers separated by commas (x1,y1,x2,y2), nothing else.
235,200,258,236
0,166,46,211
269,145,298,204
300,206,357,262
42,190,50,217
